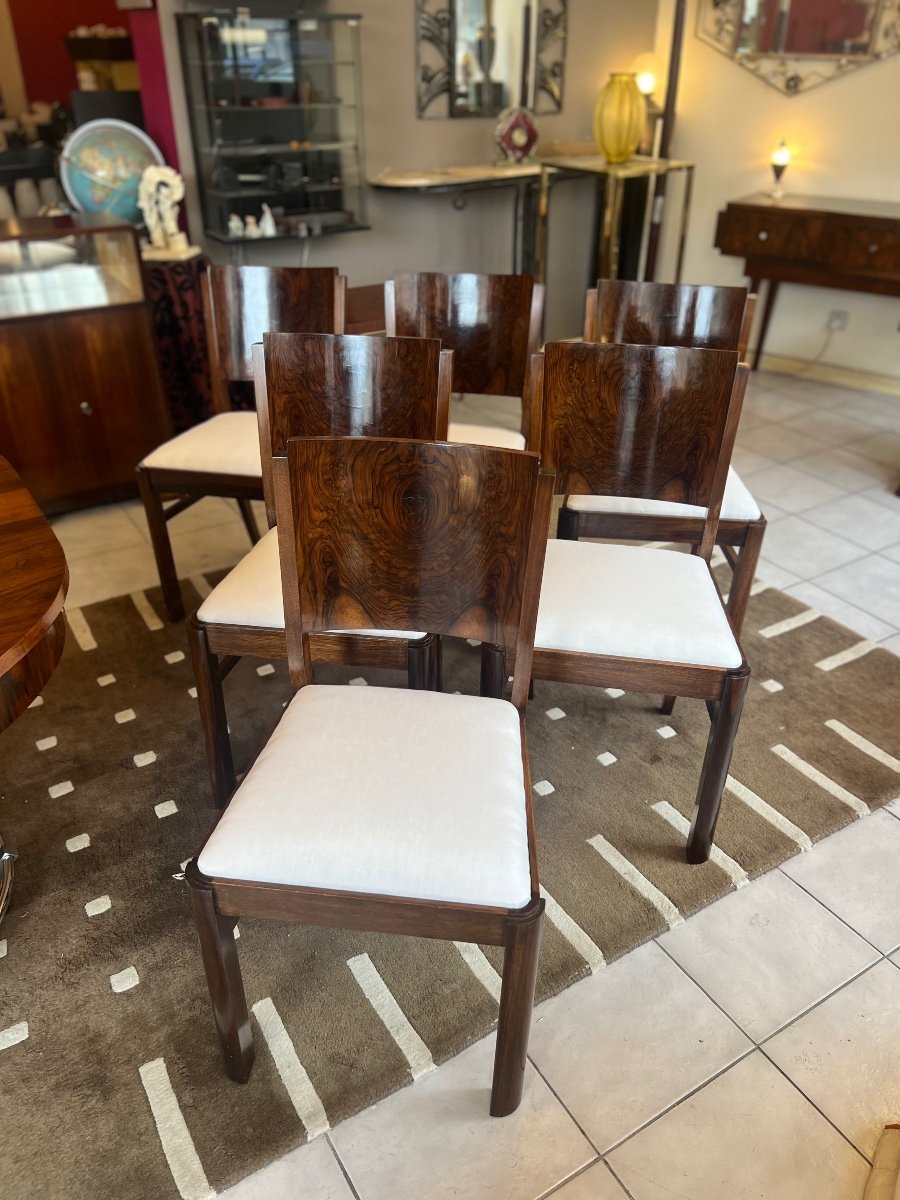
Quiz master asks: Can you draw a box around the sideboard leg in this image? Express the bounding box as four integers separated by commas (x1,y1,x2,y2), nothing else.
752,278,780,371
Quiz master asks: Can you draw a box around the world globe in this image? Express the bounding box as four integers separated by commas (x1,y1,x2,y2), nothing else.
60,119,165,224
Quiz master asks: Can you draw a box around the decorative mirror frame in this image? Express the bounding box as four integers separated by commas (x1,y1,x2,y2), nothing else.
416,0,567,118
696,0,900,95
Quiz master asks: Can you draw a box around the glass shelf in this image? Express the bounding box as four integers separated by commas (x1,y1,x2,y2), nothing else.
177,10,367,241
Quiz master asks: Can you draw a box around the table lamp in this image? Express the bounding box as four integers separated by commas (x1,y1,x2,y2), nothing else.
770,140,790,200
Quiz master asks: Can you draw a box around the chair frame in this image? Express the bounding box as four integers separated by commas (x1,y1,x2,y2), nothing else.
574,283,764,640
189,334,454,808
187,437,555,1117
137,266,347,623
384,272,545,448
526,342,751,864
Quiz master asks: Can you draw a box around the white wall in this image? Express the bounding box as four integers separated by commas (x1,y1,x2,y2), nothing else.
654,0,900,379
155,0,658,340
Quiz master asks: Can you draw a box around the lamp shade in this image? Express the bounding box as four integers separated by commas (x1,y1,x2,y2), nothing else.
593,73,646,164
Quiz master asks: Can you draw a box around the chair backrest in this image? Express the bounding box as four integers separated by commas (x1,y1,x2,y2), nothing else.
583,281,749,357
274,437,553,709
255,333,453,524
203,265,347,411
384,272,544,398
537,341,747,558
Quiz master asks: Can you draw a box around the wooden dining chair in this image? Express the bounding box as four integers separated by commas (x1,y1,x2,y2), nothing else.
189,332,454,808
572,280,764,639
523,341,751,865
137,265,346,622
186,436,553,1117
384,271,545,450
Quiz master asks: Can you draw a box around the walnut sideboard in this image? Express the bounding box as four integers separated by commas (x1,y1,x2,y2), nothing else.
714,193,900,369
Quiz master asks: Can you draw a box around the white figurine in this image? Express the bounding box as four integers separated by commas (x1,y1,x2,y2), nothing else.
138,166,200,260
259,203,277,237
227,212,244,239
244,214,262,238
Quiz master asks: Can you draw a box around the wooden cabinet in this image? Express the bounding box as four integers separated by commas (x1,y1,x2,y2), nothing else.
714,193,900,366
0,214,172,513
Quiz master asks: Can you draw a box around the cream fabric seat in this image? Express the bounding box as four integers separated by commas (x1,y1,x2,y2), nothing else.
197,527,422,638
448,421,527,451
536,539,742,669
140,411,262,476
198,684,532,909
565,467,760,522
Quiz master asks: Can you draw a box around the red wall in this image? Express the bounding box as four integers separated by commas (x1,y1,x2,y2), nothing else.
9,0,123,106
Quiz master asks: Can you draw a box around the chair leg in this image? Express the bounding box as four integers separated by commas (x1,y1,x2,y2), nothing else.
186,861,255,1083
431,635,444,691
726,520,766,641
490,898,544,1117
660,695,676,715
236,498,262,545
188,616,236,808
406,636,433,691
686,667,750,864
556,505,580,540
480,644,507,698
137,468,184,622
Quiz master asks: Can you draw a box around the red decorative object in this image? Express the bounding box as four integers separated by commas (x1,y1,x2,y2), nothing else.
493,106,538,165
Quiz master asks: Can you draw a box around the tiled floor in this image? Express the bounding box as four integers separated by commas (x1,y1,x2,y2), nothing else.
50,369,900,1198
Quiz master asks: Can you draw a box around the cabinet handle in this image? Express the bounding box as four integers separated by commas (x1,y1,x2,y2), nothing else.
79,402,94,416
757,230,769,241
868,243,880,254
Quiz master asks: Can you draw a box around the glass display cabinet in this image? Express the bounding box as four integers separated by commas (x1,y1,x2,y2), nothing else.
177,9,368,243
0,214,171,512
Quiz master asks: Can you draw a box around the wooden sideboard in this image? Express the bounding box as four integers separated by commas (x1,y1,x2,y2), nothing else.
714,193,900,368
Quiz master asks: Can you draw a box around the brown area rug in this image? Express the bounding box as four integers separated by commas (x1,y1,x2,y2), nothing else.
1,577,898,1199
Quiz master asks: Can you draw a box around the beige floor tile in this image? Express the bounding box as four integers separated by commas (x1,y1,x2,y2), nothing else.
765,961,900,1159
782,811,900,953
743,390,814,422
814,554,900,628
882,542,900,565
880,632,900,655
64,542,162,608
168,520,255,578
781,581,897,642
850,431,900,469
123,495,246,538
831,396,900,432
745,464,844,513
658,871,878,1041
528,942,751,1152
756,515,866,578
219,1135,354,1200
781,409,880,447
330,1033,594,1200
802,493,900,552
607,1052,870,1200
737,425,831,463
753,556,803,592
548,1162,628,1199
731,446,776,476
51,503,147,560
892,951,900,967
795,448,897,493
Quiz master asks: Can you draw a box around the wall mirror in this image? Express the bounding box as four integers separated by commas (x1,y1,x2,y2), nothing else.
416,0,567,118
697,0,900,94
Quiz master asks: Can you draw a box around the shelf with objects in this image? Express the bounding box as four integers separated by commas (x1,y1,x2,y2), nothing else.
176,10,368,245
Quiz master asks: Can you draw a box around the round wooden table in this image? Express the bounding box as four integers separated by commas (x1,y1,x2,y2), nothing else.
0,457,68,921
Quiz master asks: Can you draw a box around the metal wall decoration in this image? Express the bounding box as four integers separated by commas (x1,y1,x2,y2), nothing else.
697,0,900,95
416,0,567,118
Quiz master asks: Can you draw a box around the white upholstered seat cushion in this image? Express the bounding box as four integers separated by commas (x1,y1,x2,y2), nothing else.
198,684,532,909
536,539,742,669
448,421,527,451
197,526,423,640
565,467,761,523
140,412,262,477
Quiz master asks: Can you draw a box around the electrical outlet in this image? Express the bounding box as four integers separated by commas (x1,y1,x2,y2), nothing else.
827,310,849,332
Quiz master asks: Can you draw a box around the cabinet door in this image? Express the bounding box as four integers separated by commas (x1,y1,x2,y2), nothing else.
716,207,824,261
0,306,172,509
823,220,900,276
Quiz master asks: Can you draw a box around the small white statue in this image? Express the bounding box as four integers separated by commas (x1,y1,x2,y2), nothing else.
138,166,200,260
244,214,262,238
227,212,244,239
259,203,277,237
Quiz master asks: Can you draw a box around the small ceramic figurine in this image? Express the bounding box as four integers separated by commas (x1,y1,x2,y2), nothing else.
259,203,277,237
227,212,244,239
244,214,262,238
138,166,200,259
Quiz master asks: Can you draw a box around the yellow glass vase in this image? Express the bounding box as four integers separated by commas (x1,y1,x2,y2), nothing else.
593,73,646,164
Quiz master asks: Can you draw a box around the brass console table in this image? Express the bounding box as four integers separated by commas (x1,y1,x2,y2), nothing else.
535,154,695,283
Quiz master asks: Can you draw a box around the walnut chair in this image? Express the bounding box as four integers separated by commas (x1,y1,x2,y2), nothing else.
384,271,544,451
137,265,346,622
189,332,454,808
572,280,765,640
524,341,751,865
186,436,554,1117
